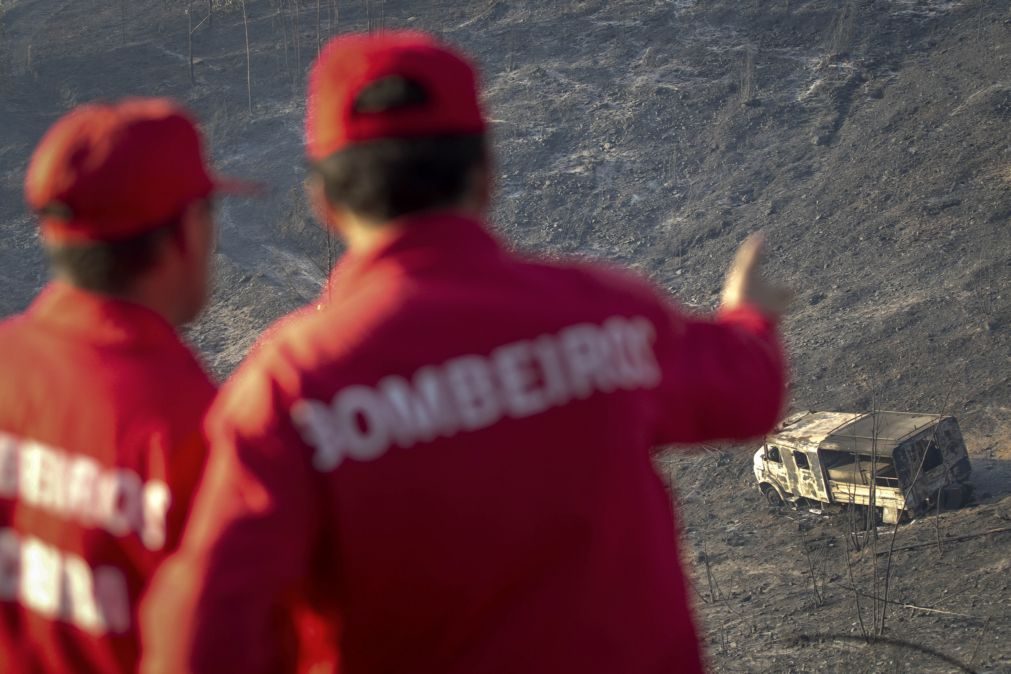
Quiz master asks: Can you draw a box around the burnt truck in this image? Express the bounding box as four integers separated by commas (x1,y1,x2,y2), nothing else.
753,411,972,524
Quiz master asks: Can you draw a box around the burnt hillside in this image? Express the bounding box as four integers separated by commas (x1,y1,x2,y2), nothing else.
1,0,1009,671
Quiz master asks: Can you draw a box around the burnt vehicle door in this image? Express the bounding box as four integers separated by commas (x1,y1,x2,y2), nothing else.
764,444,791,494
784,447,830,503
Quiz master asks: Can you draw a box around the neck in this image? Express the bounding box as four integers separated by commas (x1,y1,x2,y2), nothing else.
342,218,406,256
123,285,186,327
342,205,484,256
57,272,185,327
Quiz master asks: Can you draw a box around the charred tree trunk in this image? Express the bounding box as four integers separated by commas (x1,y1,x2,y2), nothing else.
316,0,322,57
188,1,195,84
241,0,252,114
292,0,302,77
279,2,289,77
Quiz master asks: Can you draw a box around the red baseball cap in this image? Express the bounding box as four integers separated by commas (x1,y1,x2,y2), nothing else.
25,98,255,243
306,31,486,160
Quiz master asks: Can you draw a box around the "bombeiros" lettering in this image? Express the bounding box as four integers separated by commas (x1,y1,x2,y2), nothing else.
292,315,662,471
0,528,130,635
0,433,172,552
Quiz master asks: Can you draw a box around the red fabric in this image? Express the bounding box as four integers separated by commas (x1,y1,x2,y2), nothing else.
25,98,253,243
306,32,486,160
0,283,216,673
141,214,786,674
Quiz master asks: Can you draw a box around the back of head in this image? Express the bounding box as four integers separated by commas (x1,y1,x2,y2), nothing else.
43,227,178,295
306,32,489,223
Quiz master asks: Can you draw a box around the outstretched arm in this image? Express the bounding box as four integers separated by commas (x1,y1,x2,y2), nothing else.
654,234,791,444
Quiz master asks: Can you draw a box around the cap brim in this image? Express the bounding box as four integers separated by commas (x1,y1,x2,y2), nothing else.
211,175,267,197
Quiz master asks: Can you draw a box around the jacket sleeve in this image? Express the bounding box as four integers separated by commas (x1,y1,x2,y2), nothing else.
140,358,321,674
652,302,787,446
160,427,211,553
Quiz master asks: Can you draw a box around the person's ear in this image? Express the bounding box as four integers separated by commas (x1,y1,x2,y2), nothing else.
169,200,213,260
471,142,494,210
306,172,337,229
469,158,493,213
479,162,493,209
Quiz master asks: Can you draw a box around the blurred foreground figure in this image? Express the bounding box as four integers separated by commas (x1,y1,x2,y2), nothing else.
142,32,790,674
0,99,246,673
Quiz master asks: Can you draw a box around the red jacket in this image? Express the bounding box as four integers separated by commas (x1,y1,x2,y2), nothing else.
0,283,215,673
142,214,785,674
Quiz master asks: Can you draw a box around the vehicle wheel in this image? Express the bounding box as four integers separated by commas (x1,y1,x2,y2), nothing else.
761,485,784,507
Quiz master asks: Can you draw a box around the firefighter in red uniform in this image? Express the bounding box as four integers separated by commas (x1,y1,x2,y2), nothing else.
0,98,250,673
141,32,791,674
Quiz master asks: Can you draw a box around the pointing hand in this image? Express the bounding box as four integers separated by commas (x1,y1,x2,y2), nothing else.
720,233,793,319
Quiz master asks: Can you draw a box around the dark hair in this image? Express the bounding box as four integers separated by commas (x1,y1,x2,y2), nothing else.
44,220,177,295
312,74,486,222
313,134,486,222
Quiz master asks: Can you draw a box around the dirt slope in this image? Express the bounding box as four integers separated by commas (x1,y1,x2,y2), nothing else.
1,0,1009,671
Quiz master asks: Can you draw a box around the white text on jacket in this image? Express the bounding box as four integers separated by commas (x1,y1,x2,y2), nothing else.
291,316,662,471
0,528,130,635
0,432,172,551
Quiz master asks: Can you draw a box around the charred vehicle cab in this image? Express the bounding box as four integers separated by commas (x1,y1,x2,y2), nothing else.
753,411,972,524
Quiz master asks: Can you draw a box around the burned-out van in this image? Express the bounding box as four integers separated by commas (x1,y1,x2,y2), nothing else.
753,411,972,524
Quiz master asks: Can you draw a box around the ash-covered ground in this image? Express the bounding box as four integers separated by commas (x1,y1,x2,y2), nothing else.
1,0,1009,671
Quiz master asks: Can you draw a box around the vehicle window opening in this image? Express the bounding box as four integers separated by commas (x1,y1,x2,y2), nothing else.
766,445,781,462
793,451,810,470
922,441,944,472
820,450,899,486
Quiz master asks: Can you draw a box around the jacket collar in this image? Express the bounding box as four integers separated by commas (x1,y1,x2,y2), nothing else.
27,281,186,349
325,212,503,296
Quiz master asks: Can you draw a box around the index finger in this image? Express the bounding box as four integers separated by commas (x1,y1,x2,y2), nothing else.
731,232,767,278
